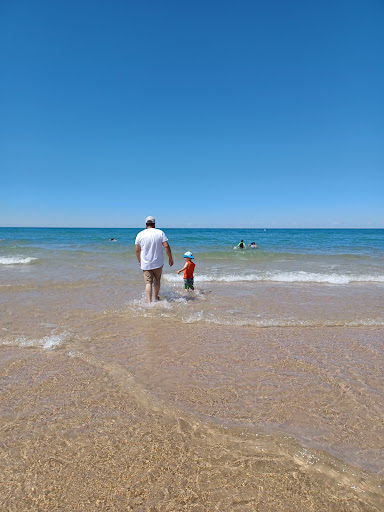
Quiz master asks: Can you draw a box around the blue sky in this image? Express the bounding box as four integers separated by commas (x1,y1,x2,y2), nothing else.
1,0,383,228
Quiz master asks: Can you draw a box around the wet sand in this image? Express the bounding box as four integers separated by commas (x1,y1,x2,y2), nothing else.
1,320,383,511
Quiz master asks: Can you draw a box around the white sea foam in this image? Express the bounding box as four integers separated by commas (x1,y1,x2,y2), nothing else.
164,271,384,285
184,313,384,327
204,316,384,327
0,256,37,265
183,311,204,323
348,318,384,327
1,332,69,349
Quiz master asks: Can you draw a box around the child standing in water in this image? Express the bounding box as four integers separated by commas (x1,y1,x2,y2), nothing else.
177,251,195,291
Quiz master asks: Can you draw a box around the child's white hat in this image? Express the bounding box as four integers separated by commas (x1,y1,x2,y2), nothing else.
183,251,194,259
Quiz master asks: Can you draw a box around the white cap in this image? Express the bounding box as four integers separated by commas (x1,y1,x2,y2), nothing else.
183,251,194,259
145,216,155,224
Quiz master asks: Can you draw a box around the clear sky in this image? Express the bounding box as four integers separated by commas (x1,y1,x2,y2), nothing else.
1,0,383,228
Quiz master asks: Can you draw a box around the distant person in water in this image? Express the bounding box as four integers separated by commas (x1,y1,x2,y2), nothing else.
237,240,246,249
248,242,258,248
135,216,174,304
109,238,116,241
177,252,195,292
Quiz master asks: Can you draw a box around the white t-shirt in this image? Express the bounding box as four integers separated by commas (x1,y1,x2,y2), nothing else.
135,228,168,270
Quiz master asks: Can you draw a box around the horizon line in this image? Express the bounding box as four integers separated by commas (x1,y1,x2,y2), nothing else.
1,226,383,230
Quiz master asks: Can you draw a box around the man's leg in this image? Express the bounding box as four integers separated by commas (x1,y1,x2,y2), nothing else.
143,270,154,304
153,267,163,301
153,280,161,301
145,282,152,303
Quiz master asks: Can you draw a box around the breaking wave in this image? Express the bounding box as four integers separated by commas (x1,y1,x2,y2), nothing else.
0,256,37,265
164,271,384,285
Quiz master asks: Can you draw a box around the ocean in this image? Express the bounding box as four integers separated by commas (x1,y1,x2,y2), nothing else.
1,227,383,510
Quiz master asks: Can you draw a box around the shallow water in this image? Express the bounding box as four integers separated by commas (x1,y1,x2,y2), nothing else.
1,227,383,510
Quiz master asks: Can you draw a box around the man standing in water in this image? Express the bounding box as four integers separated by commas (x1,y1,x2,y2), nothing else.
135,216,174,303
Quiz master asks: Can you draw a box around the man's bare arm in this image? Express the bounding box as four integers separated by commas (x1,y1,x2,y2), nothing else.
163,241,174,267
135,244,141,266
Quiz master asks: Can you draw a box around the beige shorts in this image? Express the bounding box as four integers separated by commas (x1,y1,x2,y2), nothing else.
143,267,163,285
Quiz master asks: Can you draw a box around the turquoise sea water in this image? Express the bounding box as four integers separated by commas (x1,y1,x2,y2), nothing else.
1,227,383,283
1,226,383,327
1,227,383,255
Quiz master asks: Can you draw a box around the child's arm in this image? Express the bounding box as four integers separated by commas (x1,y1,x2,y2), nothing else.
177,263,188,274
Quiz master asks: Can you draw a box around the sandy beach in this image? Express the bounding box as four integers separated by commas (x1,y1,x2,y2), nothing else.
1,320,383,511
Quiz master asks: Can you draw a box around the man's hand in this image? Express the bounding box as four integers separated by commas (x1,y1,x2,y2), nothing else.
163,241,173,267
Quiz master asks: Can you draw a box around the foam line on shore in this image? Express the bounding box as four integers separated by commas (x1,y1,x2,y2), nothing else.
1,332,69,349
124,298,384,327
